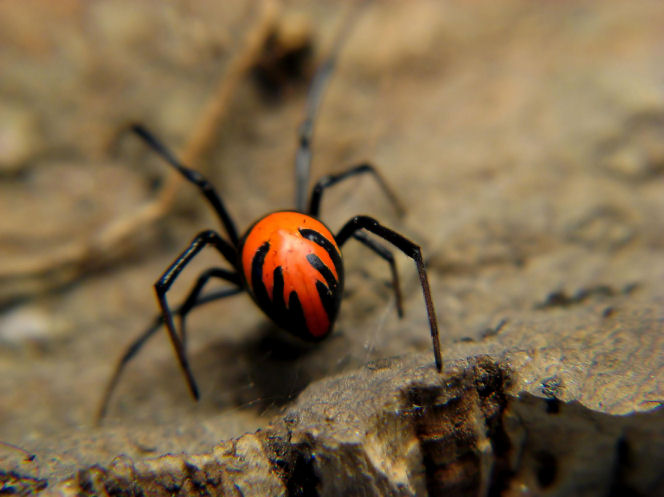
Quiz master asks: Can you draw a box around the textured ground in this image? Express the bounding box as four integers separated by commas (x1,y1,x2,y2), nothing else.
0,1,662,495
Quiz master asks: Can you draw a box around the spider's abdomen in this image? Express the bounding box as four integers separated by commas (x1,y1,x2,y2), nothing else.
240,211,344,340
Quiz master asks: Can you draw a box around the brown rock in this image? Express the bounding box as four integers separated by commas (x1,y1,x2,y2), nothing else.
0,1,662,495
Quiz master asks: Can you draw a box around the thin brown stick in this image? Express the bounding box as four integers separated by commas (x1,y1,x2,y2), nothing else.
0,0,279,290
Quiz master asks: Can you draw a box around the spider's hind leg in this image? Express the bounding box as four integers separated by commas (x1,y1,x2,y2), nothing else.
293,3,370,211
177,267,242,348
308,163,404,218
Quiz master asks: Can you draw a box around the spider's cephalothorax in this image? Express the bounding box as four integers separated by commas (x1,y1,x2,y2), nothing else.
96,17,443,423
240,211,344,341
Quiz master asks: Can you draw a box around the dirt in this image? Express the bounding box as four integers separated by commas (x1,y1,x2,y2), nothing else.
0,0,662,494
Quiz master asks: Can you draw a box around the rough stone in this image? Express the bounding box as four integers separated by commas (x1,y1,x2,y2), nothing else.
0,1,662,495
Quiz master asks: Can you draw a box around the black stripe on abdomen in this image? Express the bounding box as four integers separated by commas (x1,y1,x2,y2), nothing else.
300,228,344,330
250,241,309,339
251,242,271,311
306,253,340,323
299,228,343,282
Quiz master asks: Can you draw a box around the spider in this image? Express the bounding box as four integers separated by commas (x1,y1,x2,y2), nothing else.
96,26,442,423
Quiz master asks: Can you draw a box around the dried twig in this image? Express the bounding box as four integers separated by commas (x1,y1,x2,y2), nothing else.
0,0,279,299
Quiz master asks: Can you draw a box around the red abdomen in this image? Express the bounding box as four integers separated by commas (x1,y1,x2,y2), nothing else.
240,211,344,340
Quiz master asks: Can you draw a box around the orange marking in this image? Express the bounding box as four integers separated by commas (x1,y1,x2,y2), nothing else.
241,211,341,337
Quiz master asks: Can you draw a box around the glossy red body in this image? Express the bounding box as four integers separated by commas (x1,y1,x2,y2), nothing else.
240,211,344,340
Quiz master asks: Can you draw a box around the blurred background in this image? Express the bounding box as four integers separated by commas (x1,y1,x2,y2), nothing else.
0,0,662,481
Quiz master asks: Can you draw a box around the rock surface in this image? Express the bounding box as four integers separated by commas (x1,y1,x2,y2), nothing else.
0,1,662,495
7,357,661,496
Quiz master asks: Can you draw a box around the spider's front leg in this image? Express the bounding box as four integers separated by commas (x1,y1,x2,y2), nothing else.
95,280,241,425
336,216,442,371
131,124,240,246
154,230,239,400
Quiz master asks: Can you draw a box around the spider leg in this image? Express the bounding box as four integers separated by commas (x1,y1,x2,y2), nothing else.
308,162,404,217
351,232,404,318
177,268,241,348
294,56,334,212
295,3,369,211
336,215,442,371
154,230,238,402
131,124,240,246
95,268,241,425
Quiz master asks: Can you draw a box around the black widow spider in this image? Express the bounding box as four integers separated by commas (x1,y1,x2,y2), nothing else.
96,18,442,424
